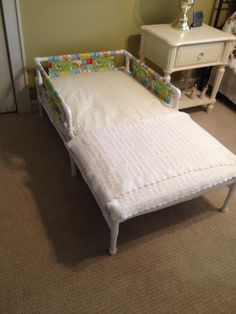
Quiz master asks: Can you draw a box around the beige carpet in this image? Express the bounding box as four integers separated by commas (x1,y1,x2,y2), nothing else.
0,99,236,314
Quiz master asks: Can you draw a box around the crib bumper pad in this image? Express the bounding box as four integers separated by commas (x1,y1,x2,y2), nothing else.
67,112,236,220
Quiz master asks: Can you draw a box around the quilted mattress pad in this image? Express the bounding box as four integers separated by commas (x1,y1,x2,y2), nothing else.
51,70,172,135
68,112,236,220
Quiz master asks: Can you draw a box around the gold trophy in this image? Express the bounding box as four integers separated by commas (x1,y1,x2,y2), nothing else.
173,0,195,31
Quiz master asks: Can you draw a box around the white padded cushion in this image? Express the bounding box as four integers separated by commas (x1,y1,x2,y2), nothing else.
51,70,172,135
112,166,236,219
68,112,236,220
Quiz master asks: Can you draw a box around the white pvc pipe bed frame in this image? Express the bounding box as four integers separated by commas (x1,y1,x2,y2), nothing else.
34,50,236,256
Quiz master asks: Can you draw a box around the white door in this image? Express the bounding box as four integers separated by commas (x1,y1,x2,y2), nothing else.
0,5,16,113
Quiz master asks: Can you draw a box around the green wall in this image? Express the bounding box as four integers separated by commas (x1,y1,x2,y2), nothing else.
20,0,215,85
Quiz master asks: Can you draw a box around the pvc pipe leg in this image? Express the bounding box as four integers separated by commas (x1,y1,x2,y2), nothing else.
70,155,77,177
109,221,119,256
220,183,236,213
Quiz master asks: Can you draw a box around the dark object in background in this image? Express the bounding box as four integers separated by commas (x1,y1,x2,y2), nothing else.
199,0,236,91
199,67,212,91
214,0,236,28
191,11,204,27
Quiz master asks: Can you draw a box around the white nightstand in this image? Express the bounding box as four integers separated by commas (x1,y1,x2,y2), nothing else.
140,24,235,111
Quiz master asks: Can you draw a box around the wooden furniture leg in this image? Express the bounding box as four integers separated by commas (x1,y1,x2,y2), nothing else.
208,65,226,112
163,70,171,83
139,53,145,64
220,183,236,212
109,220,120,256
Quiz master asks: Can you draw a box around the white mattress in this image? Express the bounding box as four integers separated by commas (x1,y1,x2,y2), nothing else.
110,166,236,220
51,70,172,135
68,112,236,220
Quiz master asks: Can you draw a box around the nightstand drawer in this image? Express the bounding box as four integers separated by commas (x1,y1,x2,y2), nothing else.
175,42,224,68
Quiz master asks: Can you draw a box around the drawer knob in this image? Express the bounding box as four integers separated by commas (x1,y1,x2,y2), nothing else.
198,52,204,60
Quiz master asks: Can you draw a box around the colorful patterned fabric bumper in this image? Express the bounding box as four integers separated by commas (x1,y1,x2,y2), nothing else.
48,51,117,78
131,59,173,104
36,50,178,128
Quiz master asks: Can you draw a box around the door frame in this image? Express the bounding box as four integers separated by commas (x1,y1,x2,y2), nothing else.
1,0,30,113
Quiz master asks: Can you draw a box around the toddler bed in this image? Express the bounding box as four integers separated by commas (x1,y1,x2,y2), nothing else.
35,50,236,255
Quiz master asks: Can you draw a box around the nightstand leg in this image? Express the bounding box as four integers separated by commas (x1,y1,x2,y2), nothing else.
140,55,145,64
163,71,171,83
210,65,225,104
206,103,215,113
139,50,145,63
